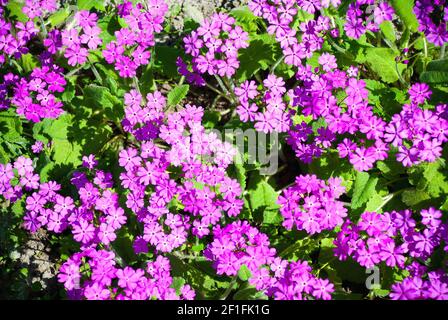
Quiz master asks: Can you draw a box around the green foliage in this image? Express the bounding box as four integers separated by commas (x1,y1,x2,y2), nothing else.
77,0,106,11
247,173,278,211
237,265,252,281
236,34,279,82
1,0,448,302
351,171,379,210
167,85,190,106
363,48,404,83
390,0,419,32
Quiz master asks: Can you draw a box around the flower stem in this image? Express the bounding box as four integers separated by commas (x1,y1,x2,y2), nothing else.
440,44,446,59
279,236,311,258
173,251,207,261
220,275,238,300
205,82,233,103
88,57,103,84
270,55,285,74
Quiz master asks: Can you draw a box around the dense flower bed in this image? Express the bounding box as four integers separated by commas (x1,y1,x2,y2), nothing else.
0,0,447,300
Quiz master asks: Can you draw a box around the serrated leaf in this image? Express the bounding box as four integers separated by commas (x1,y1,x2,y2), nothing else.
48,7,71,27
247,173,279,211
401,189,430,206
154,46,183,79
364,48,403,83
237,265,252,281
420,71,448,84
236,38,277,82
408,160,448,198
230,6,260,23
167,85,189,106
6,1,27,22
77,0,105,11
20,53,39,73
262,209,283,225
426,59,448,72
390,0,419,32
376,160,405,178
230,6,260,33
171,277,186,295
83,85,123,121
351,171,379,209
233,286,268,300
380,21,396,42
42,114,82,166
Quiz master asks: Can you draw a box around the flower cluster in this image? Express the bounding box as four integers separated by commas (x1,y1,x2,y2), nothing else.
390,273,448,300
286,61,382,169
23,154,128,248
0,2,38,64
178,12,249,85
22,0,57,19
48,10,103,66
286,54,447,170
10,59,66,122
344,1,395,39
0,1,66,121
277,174,347,235
414,0,448,47
119,90,242,253
58,249,195,300
235,75,291,133
0,156,40,203
205,220,335,300
333,208,448,299
385,83,447,167
204,220,277,277
102,0,168,77
249,0,335,68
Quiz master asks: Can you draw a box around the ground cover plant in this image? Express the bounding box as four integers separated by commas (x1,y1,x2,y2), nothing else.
0,0,448,300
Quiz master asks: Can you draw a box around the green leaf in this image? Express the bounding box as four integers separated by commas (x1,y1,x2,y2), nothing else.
153,46,183,79
247,173,279,212
48,7,71,27
364,48,403,83
376,160,406,179
262,209,283,225
408,160,448,197
351,171,379,209
6,1,27,22
230,6,260,23
237,265,252,281
233,286,268,300
77,0,105,11
192,243,204,253
171,277,186,295
365,193,385,212
20,53,39,73
83,85,123,122
229,162,246,190
0,145,9,163
390,0,419,32
236,36,278,82
426,59,448,72
98,15,121,43
380,21,396,42
41,115,82,166
401,189,431,207
420,71,448,84
230,6,260,33
167,85,189,106
441,198,448,211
